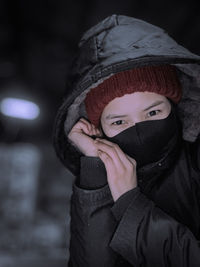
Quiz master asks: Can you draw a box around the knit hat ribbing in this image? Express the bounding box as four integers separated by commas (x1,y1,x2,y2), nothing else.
85,65,182,127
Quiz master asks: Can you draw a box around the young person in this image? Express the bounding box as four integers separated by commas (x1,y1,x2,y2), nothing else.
54,15,200,266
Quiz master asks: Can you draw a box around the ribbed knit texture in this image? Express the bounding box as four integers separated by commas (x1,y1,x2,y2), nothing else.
85,65,182,127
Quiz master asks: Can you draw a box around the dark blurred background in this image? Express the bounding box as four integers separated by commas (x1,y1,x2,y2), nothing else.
0,0,199,266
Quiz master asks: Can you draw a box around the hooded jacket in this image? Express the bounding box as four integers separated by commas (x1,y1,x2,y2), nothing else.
53,15,200,266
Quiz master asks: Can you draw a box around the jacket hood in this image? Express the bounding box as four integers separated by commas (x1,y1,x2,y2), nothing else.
53,14,200,176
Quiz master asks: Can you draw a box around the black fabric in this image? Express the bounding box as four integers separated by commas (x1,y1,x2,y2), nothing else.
79,156,107,189
51,14,200,267
103,107,179,167
53,15,200,175
111,187,141,221
69,140,200,267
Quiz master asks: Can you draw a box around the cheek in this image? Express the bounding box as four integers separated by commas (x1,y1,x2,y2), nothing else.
160,103,171,119
100,118,114,137
101,123,111,137
166,101,172,115
100,123,127,138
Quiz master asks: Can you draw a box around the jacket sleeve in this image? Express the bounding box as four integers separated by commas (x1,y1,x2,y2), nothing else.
110,190,200,267
68,156,200,267
68,156,137,267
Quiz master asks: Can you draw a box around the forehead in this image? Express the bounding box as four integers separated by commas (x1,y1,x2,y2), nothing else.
101,92,167,115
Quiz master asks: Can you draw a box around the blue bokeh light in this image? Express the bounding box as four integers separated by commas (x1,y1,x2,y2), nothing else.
0,98,40,120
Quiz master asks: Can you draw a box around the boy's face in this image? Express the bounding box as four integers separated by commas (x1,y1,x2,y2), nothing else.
100,92,171,137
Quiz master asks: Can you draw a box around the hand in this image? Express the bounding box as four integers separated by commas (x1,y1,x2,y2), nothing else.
94,138,137,201
68,118,102,157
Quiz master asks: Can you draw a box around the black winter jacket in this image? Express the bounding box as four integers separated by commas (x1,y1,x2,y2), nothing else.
53,15,200,266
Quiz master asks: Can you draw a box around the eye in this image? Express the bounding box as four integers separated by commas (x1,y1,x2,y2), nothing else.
112,120,126,126
147,110,161,117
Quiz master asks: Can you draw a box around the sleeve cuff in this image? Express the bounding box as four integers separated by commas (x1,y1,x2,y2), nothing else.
111,187,141,221
79,156,107,190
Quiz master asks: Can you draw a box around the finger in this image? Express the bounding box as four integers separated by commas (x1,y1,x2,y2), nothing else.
97,130,103,137
80,118,101,137
79,118,93,132
96,138,115,146
96,138,131,167
79,117,91,125
79,119,100,137
93,127,102,137
71,120,90,135
95,139,124,168
98,150,115,176
91,124,98,136
89,123,102,137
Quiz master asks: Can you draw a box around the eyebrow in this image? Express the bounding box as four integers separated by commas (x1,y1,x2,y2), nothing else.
105,114,128,120
105,100,164,120
143,100,164,111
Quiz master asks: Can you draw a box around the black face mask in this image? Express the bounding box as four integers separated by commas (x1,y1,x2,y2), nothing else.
102,108,180,168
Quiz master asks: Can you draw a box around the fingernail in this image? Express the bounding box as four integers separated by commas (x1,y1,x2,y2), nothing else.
98,150,102,156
